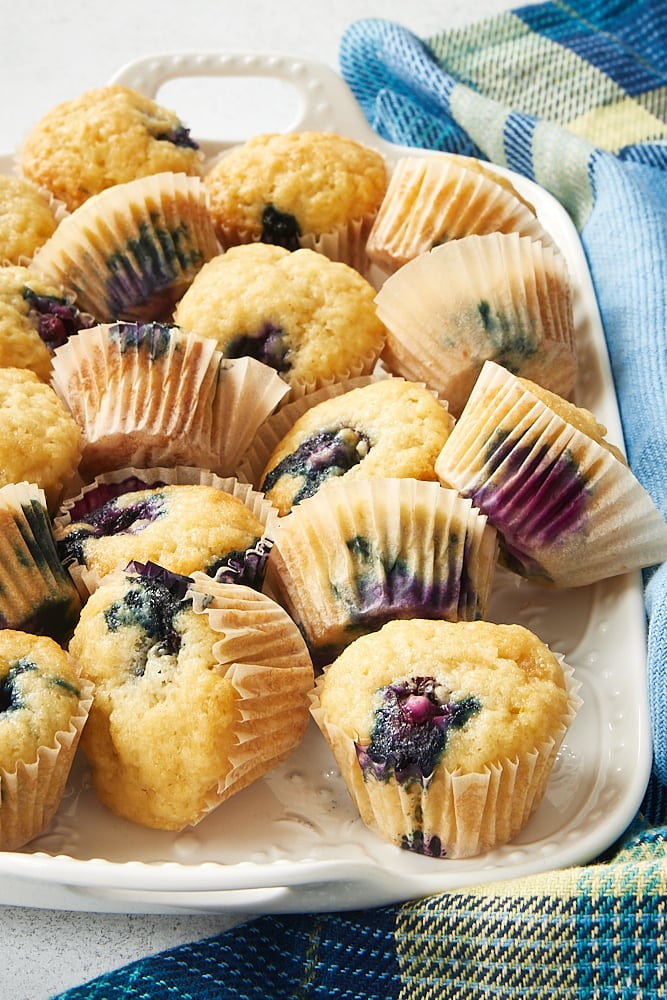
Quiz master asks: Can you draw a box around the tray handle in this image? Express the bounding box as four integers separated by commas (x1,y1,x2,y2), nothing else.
109,51,380,148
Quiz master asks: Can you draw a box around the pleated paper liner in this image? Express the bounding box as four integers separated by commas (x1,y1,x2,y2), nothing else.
366,153,557,277
435,360,667,586
32,172,218,322
0,482,81,641
54,467,279,599
50,322,289,481
186,574,315,814
267,477,498,667
0,640,93,852
310,653,580,859
375,231,577,418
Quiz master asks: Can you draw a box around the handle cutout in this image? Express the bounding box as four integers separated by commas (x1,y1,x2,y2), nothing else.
157,75,302,146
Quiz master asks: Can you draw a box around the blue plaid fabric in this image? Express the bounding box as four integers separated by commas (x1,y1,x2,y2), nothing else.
53,3,667,996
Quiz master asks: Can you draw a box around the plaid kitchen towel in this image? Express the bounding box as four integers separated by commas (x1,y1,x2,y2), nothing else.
54,2,667,997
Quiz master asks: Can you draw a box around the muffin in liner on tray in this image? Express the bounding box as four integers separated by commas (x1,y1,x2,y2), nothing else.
69,563,314,831
374,231,577,418
310,618,581,859
366,152,556,276
173,243,386,400
434,360,667,585
54,467,277,597
32,172,217,322
0,628,93,851
203,129,387,273
19,84,203,212
267,477,498,667
0,366,82,512
255,376,455,515
49,321,289,482
0,482,81,642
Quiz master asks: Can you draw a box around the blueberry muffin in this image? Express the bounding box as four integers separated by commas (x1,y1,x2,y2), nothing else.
55,482,270,589
0,367,81,511
204,130,387,271
69,564,314,830
173,244,386,396
366,153,556,276
375,231,577,418
32,172,218,323
0,628,92,850
434,360,667,585
50,321,288,481
268,478,498,667
0,176,58,265
0,264,93,381
0,482,81,641
19,85,203,212
259,378,454,515
310,618,579,858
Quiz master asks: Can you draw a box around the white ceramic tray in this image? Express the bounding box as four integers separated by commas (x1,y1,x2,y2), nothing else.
0,52,651,914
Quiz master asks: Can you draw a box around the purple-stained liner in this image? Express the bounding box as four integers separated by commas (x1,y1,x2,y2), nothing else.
435,360,667,585
471,438,589,577
65,475,164,520
268,479,498,667
124,559,193,600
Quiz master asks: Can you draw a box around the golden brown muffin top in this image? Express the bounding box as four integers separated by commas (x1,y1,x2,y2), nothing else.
0,629,83,769
204,130,387,240
19,85,203,211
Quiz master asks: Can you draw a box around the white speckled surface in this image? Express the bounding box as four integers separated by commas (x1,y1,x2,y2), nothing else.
0,2,519,997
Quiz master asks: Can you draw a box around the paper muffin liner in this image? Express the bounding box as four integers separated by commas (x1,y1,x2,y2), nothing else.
216,212,377,278
267,478,498,667
237,373,389,488
50,323,289,480
32,172,218,322
435,360,667,585
0,669,93,852
204,356,290,474
0,482,81,642
367,154,557,277
298,211,378,276
54,467,279,599
186,574,314,816
375,231,577,417
310,656,581,859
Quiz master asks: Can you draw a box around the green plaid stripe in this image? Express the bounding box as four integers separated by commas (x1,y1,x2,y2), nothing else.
397,890,579,998
427,6,667,153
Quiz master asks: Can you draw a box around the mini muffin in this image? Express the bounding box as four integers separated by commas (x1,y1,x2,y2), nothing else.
0,265,93,381
258,378,455,515
204,130,387,271
0,367,81,511
310,618,580,858
173,244,386,397
19,84,203,212
50,321,289,481
375,232,577,418
0,628,93,851
55,482,271,590
0,176,58,265
434,360,667,585
69,563,314,830
268,478,498,667
0,482,81,641
366,153,556,276
32,172,218,323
